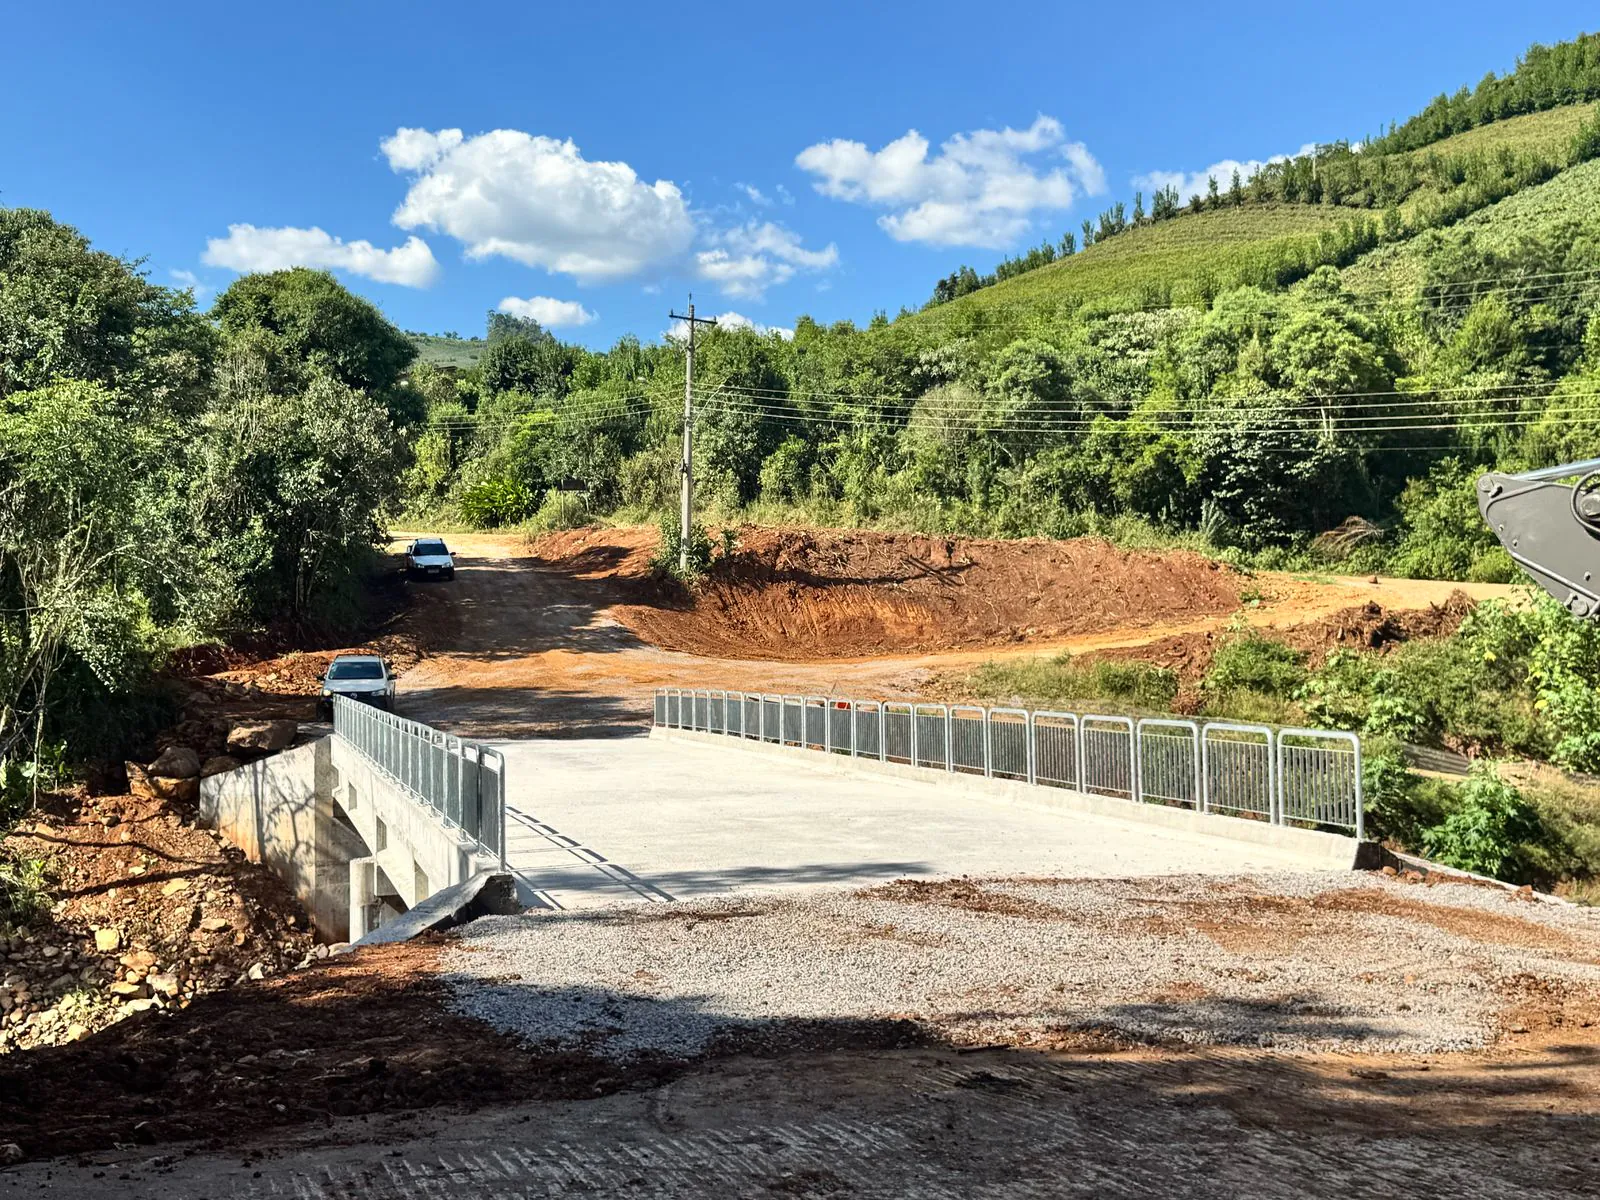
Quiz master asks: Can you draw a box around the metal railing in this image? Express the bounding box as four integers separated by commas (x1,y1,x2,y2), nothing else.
652,689,1363,838
332,696,508,867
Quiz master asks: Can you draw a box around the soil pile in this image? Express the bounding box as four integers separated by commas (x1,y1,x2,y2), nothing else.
0,788,315,1060
0,940,653,1158
560,527,1244,661
1097,590,1479,689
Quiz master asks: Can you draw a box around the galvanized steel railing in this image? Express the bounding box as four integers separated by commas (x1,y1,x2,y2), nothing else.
331,696,508,867
653,689,1363,838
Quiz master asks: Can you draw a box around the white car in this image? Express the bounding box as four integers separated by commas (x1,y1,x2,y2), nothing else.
319,654,396,717
406,537,455,580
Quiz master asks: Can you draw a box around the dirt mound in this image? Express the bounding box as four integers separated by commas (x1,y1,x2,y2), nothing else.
0,788,315,1059
588,527,1243,661
1097,590,1479,689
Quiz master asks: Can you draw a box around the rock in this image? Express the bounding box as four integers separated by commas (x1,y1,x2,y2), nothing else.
247,963,266,982
0,1144,21,1165
125,761,157,802
146,973,180,999
148,745,201,780
226,720,298,756
122,998,159,1014
63,1024,87,1044
109,981,147,1000
197,917,231,933
200,755,241,778
160,878,190,897
151,776,199,805
93,928,121,953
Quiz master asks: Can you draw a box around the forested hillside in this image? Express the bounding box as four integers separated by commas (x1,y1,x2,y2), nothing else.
401,38,1600,591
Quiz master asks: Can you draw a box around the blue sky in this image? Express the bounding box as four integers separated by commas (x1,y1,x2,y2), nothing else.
4,3,1594,346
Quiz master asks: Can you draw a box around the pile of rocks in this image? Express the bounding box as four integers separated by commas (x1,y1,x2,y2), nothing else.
125,719,299,805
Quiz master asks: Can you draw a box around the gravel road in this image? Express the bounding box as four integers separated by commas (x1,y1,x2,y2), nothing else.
443,872,1600,1059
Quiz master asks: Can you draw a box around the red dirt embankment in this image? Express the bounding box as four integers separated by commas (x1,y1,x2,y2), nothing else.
1097,591,1479,688
529,527,1243,661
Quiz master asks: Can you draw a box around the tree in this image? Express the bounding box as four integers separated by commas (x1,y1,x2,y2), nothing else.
0,208,215,413
212,268,420,423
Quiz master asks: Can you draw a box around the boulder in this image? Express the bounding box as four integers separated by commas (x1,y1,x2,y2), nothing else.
226,720,298,756
152,776,199,805
93,928,121,953
147,745,201,780
200,755,241,778
146,973,180,999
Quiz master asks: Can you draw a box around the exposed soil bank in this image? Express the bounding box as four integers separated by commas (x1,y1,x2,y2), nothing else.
534,526,1244,661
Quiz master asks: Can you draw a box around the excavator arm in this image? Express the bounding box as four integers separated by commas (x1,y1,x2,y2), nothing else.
1478,457,1600,618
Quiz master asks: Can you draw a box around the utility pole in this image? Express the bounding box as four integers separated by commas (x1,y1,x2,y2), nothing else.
668,297,717,572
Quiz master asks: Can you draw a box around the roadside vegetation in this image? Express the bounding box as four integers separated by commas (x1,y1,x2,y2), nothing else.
0,211,414,902
958,591,1600,895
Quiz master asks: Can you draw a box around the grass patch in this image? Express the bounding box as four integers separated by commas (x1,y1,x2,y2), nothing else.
963,653,1178,714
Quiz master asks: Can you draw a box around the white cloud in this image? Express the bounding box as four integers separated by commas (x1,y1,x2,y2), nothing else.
1133,143,1318,203
795,115,1105,249
496,295,597,328
736,182,772,207
200,224,440,286
695,220,838,301
169,268,211,301
381,127,694,283
775,184,795,206
667,310,793,340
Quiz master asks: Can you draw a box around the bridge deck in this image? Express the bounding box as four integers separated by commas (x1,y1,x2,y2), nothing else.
495,734,1342,910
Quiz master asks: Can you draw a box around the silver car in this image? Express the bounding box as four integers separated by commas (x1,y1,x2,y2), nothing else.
319,654,396,717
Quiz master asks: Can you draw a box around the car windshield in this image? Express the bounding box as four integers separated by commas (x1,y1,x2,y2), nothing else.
413,541,448,556
327,660,383,681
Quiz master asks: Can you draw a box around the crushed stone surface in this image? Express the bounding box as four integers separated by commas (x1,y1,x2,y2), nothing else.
443,872,1600,1060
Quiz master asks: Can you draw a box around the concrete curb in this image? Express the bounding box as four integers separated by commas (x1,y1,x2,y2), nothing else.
353,870,522,946
650,727,1362,870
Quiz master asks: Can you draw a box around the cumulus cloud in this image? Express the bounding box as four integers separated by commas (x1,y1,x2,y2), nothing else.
1133,143,1318,203
496,295,597,328
667,310,793,340
381,127,695,283
695,221,838,301
200,224,440,287
795,115,1104,248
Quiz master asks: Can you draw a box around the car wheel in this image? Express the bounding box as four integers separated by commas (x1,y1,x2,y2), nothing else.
445,568,455,580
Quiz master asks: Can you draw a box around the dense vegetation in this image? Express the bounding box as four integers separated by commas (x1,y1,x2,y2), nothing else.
0,212,414,807
959,592,1600,892
406,152,1600,588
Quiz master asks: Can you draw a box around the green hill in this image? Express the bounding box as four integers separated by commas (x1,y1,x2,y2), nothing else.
408,332,485,370
899,205,1354,330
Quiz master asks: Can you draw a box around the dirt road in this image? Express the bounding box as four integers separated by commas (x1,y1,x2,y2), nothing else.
394,528,1516,738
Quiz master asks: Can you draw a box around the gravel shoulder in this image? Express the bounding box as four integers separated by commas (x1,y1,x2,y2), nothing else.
445,871,1600,1059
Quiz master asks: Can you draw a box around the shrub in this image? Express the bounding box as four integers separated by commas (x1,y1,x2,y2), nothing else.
650,515,714,581
1204,634,1307,698
1422,766,1543,880
456,478,531,528
527,489,590,532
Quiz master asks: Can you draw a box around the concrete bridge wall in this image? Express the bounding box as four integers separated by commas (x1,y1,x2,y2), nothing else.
198,736,497,941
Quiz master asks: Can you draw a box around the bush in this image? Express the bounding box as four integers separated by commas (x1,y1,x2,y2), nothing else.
1422,766,1543,880
650,515,714,581
527,489,591,532
1204,634,1307,698
456,478,531,528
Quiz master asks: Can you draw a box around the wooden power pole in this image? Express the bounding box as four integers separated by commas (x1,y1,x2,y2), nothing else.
668,298,717,572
